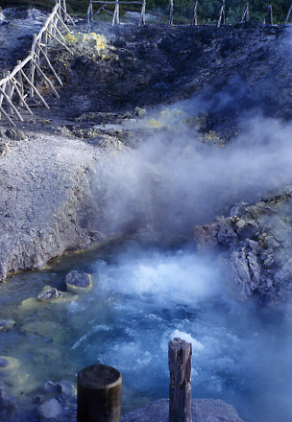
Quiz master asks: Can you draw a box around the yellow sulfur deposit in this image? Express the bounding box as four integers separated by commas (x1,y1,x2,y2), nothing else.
147,119,162,128
64,32,107,51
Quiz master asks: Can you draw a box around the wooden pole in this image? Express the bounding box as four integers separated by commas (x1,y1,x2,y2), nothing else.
241,3,249,22
31,58,60,98
0,105,16,126
39,45,63,86
191,0,198,27
11,78,33,115
77,364,122,422
0,76,6,120
169,338,192,422
217,0,225,27
0,85,23,121
285,2,292,23
168,0,173,25
140,0,146,25
20,69,50,110
112,0,119,24
88,0,94,22
30,35,37,97
267,4,273,24
47,29,73,55
6,72,15,114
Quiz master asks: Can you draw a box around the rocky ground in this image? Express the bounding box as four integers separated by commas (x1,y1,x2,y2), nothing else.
1,10,292,294
1,9,292,421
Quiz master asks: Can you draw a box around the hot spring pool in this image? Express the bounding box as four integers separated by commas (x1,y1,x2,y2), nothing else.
0,239,292,422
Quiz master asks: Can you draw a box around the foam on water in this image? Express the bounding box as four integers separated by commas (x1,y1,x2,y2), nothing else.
1,241,292,422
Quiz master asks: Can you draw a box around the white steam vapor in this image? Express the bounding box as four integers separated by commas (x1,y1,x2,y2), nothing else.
92,101,292,236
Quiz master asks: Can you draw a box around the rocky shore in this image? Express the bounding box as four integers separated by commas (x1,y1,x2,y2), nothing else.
194,187,292,303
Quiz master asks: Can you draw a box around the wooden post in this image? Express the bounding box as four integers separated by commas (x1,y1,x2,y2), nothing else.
169,338,192,422
77,364,122,422
88,0,93,23
17,66,24,106
241,3,249,22
191,0,198,27
30,35,37,97
285,2,292,24
0,75,6,120
61,0,67,20
112,0,119,25
140,0,146,25
267,4,273,24
217,0,225,27
169,0,173,25
6,72,15,114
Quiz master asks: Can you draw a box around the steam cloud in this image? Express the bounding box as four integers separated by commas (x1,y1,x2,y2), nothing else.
91,97,292,237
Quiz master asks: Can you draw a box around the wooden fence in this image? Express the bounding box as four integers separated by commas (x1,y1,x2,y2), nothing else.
87,0,146,25
0,0,74,126
88,0,292,28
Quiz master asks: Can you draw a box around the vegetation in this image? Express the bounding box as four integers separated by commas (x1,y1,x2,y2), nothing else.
0,0,291,24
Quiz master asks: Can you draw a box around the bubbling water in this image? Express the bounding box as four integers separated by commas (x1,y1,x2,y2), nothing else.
1,240,292,422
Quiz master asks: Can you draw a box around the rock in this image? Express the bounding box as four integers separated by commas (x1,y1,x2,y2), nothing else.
194,223,218,250
135,107,146,117
65,270,92,293
38,381,59,395
0,387,17,421
0,319,15,331
57,380,75,399
5,129,25,141
121,398,247,422
37,288,62,302
38,398,63,419
216,217,238,246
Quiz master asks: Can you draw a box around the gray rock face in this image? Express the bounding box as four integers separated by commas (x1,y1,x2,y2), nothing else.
0,132,106,282
121,398,246,422
194,190,292,302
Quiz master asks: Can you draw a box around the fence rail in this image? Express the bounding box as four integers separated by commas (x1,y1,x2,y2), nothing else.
0,0,74,126
87,0,146,24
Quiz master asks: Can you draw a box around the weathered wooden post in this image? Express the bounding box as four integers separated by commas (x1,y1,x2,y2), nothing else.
217,0,225,27
168,0,173,25
191,0,198,27
112,0,120,25
285,2,292,23
169,338,192,422
87,0,93,23
267,4,273,24
6,72,14,114
241,3,249,22
77,364,122,422
140,0,146,25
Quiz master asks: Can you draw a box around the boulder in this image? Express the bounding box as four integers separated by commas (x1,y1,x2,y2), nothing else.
57,380,75,399
37,288,62,302
38,398,63,419
65,270,92,293
38,381,59,395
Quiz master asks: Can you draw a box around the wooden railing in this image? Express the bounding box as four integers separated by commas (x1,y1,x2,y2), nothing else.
0,0,74,126
87,0,146,25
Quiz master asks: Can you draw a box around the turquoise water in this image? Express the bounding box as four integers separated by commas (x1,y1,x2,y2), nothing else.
0,239,292,421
